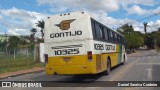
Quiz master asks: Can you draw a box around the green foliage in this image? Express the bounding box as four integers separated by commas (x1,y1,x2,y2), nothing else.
36,20,45,41
124,32,144,49
144,31,160,48
30,28,37,34
19,36,29,46
0,40,6,51
144,33,154,48
30,28,37,44
117,24,144,50
8,36,20,49
0,58,43,74
151,31,160,47
118,23,160,49
36,20,44,29
120,24,134,34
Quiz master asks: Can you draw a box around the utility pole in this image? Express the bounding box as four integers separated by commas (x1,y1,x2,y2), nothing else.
143,22,148,34
155,38,157,49
5,30,8,55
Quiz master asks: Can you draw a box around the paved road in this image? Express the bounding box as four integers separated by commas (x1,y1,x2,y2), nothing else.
1,50,160,90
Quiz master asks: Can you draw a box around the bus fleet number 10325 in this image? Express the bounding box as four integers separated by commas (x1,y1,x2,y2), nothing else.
54,48,80,55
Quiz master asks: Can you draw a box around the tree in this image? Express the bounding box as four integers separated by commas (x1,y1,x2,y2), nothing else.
36,20,45,41
118,24,134,34
0,40,6,51
8,36,20,49
151,31,160,48
117,24,144,50
18,36,30,48
144,33,154,49
30,28,37,44
143,29,160,49
124,32,144,50
30,28,37,35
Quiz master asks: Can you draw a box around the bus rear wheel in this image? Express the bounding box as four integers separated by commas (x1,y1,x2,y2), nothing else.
122,54,126,65
104,59,111,75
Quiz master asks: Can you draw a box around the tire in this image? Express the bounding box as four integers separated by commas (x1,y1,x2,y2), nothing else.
122,55,126,65
105,59,111,75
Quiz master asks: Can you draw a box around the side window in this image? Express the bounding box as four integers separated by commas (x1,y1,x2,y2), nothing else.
104,28,109,41
114,33,117,43
100,26,105,40
91,21,96,39
117,35,119,43
122,37,124,45
110,30,113,41
107,29,111,41
120,36,123,44
95,23,103,39
118,35,121,43
112,32,115,43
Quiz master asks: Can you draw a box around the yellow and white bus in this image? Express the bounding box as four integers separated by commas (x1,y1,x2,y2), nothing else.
44,12,127,75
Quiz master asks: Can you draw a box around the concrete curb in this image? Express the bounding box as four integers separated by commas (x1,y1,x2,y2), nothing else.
0,67,45,79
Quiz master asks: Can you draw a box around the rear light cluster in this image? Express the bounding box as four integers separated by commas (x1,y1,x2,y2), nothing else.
87,51,92,62
44,54,48,63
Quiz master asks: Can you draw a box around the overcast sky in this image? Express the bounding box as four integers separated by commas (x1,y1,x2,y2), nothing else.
0,0,160,36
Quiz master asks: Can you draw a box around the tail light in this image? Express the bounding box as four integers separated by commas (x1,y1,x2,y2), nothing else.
44,54,48,63
87,51,92,61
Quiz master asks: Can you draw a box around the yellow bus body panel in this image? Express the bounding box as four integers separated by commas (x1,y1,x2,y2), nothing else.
45,52,122,75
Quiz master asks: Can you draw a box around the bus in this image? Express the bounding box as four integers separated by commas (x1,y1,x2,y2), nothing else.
44,12,127,75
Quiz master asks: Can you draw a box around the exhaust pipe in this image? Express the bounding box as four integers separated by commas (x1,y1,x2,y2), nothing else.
54,72,58,75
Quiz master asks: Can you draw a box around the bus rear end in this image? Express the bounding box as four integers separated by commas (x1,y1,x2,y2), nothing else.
44,12,96,75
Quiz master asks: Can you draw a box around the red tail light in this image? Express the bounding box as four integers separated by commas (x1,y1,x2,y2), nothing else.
87,51,92,61
44,54,48,63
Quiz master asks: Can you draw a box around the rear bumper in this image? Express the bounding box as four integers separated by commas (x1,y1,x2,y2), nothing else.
45,64,97,75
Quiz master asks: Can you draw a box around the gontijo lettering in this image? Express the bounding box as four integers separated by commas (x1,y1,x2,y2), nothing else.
94,43,116,51
50,30,82,38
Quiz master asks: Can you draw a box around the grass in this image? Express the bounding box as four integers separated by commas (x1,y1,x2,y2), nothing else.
0,54,29,61
0,63,43,74
0,55,44,74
